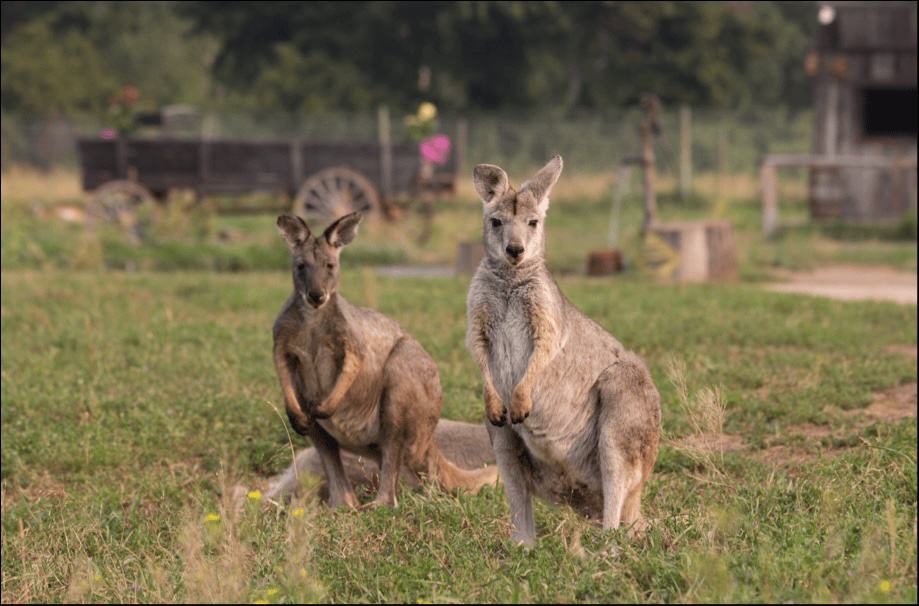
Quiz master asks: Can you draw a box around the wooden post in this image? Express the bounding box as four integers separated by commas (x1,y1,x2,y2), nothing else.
761,162,778,237
456,118,468,178
289,140,302,198
116,138,128,180
639,107,658,235
717,125,727,200
679,105,692,198
377,105,392,202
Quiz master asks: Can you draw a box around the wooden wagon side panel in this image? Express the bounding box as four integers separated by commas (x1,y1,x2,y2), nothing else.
77,140,119,191
390,142,421,194
126,140,200,193
203,141,291,193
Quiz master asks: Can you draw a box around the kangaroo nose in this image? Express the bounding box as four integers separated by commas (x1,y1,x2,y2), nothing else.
307,290,325,305
506,244,524,259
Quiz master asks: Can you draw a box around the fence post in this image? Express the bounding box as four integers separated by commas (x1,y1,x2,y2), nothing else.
456,118,468,179
761,162,778,237
717,125,727,201
377,105,392,202
639,97,658,236
679,105,692,198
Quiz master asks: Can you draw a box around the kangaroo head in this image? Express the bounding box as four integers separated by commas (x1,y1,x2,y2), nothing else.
473,155,563,267
276,212,362,309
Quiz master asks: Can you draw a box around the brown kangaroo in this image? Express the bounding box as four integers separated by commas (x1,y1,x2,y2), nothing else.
273,212,496,508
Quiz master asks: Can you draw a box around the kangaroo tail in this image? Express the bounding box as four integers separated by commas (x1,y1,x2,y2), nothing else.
426,444,499,493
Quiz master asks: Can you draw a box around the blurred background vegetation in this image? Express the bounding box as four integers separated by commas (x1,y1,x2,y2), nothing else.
2,1,815,117
1,1,913,275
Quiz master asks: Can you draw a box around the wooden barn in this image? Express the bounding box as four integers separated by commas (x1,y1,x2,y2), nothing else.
808,1,917,221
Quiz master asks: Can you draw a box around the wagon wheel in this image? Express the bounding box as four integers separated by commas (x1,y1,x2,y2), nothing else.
86,180,156,242
292,166,380,221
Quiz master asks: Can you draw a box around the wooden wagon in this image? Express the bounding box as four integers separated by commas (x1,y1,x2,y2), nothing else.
76,136,457,229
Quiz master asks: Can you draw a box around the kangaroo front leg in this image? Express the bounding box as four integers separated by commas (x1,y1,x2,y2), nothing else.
467,303,506,426
510,304,559,424
488,425,536,546
274,348,312,435
311,346,363,419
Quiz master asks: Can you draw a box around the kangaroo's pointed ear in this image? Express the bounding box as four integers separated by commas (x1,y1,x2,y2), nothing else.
323,212,363,248
473,164,510,205
277,214,311,249
520,155,563,211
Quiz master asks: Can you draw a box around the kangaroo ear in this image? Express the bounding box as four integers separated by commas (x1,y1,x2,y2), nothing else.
520,155,563,211
473,164,510,205
323,212,363,248
277,214,311,249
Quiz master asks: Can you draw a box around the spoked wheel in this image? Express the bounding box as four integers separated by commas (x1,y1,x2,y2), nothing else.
292,166,380,221
86,180,156,242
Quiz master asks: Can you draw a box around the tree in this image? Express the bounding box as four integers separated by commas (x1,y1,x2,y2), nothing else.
1,16,114,115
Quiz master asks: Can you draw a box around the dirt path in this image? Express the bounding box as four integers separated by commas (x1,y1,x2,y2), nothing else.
766,264,917,304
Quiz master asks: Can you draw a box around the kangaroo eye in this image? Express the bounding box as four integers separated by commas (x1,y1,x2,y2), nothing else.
296,262,305,271
326,263,334,270
490,218,502,228
528,219,538,228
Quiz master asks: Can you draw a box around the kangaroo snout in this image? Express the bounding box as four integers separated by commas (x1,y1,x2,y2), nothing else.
505,243,525,262
307,290,327,307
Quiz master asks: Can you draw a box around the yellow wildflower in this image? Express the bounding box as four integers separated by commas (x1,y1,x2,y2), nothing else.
878,580,892,593
204,513,221,523
247,490,262,501
252,600,269,604
266,588,279,596
292,507,306,518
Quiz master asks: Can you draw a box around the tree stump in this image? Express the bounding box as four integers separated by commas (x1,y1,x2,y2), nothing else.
648,220,737,282
455,241,484,275
586,249,624,276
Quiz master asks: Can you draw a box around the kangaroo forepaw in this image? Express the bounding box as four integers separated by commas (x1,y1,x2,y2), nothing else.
509,388,532,424
287,410,313,436
484,386,506,426
487,407,508,426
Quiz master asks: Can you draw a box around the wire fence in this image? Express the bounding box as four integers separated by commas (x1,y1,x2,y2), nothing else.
1,106,813,178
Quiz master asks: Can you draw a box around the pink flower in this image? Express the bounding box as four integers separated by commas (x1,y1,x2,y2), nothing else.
99,128,117,140
419,134,451,166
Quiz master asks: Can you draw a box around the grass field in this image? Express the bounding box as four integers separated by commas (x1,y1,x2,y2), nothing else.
2,269,916,603
1,166,917,603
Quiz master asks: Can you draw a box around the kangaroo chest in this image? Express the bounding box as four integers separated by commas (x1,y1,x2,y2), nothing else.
289,332,340,402
288,330,380,448
487,291,535,402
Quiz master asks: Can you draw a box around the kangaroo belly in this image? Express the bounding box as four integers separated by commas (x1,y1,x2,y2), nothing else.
317,404,380,451
513,345,613,499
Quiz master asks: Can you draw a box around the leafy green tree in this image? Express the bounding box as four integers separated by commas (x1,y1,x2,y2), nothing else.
1,16,114,115
2,2,216,116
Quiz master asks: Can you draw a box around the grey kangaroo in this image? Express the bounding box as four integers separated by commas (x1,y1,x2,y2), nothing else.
265,419,496,503
274,212,497,508
466,156,661,545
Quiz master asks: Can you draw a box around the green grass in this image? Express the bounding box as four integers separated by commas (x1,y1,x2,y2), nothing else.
2,269,916,603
